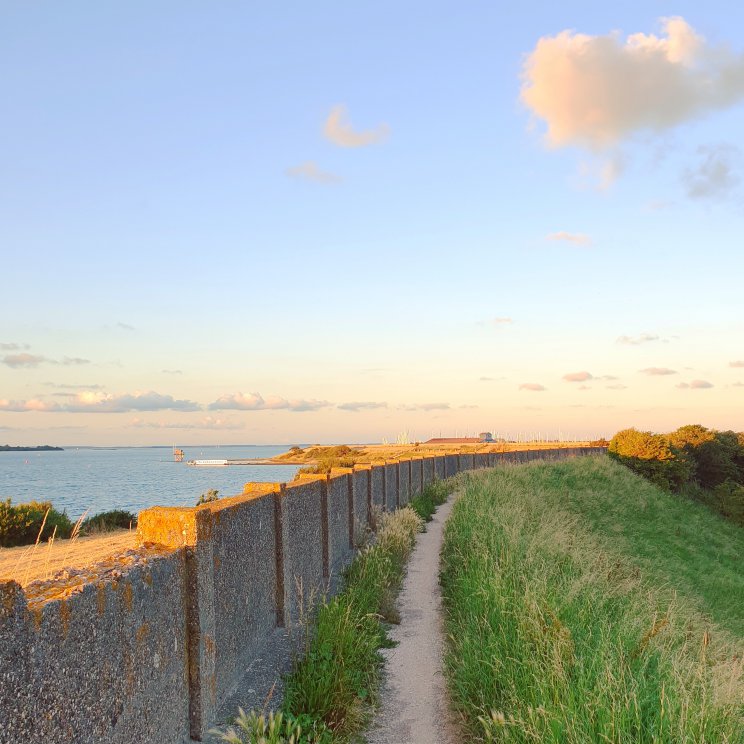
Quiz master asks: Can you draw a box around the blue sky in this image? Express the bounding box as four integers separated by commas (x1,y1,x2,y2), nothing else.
1,2,743,445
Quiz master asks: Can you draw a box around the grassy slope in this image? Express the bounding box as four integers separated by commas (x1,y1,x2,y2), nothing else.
441,456,744,743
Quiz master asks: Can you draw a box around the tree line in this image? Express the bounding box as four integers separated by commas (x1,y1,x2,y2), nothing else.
608,425,744,526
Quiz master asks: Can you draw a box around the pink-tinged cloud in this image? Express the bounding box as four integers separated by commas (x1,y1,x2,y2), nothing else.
0,342,29,351
521,17,744,150
606,384,628,390
640,367,677,376
677,379,714,389
0,391,200,413
209,392,331,412
337,401,388,412
323,105,389,148
730,360,744,368
546,232,592,246
519,383,546,391
563,371,593,382
491,317,513,325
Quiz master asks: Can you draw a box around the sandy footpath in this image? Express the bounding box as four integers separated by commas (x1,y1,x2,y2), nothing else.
366,496,460,744
0,529,137,587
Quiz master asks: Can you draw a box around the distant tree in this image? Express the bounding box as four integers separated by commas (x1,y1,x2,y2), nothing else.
668,425,741,489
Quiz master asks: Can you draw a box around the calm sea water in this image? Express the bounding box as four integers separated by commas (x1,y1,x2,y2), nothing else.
0,445,301,519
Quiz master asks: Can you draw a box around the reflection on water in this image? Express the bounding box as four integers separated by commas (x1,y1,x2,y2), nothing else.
0,445,301,519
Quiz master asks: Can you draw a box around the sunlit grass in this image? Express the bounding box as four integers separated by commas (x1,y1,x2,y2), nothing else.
441,457,744,743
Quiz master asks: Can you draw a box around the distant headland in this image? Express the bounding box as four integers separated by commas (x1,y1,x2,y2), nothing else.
0,444,64,452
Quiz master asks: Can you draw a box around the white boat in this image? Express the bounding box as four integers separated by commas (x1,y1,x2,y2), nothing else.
187,459,229,467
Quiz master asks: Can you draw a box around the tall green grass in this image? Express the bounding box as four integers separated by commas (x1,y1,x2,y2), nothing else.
441,457,744,743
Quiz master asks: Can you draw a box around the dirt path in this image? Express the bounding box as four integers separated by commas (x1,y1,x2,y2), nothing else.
366,496,460,744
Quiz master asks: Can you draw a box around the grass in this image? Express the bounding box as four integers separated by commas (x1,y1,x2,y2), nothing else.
214,506,426,743
441,456,744,742
409,478,456,523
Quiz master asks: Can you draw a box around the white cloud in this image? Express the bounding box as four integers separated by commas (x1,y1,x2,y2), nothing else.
616,333,661,345
677,379,714,389
323,104,389,148
521,17,744,150
730,360,744,368
519,383,546,391
640,367,677,376
683,144,741,199
0,398,60,412
563,371,593,382
209,392,331,412
337,401,388,412
546,232,592,247
285,161,342,184
60,356,91,366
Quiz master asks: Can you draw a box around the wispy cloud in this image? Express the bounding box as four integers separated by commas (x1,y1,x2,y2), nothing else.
285,161,342,184
546,232,592,247
676,379,714,389
521,17,744,150
2,353,49,368
519,383,546,391
563,371,593,382
116,322,135,331
323,104,389,148
0,342,29,351
491,317,513,325
728,360,744,368
208,392,331,412
129,416,244,430
683,144,741,200
616,333,662,345
2,353,90,368
162,369,183,375
640,367,677,376
398,402,450,411
337,401,388,412
606,384,628,390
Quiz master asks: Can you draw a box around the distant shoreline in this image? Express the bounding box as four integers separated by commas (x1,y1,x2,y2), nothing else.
0,445,64,452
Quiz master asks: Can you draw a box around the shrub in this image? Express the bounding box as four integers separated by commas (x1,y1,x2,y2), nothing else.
608,428,692,491
0,499,73,547
81,509,137,535
409,479,454,523
197,489,220,506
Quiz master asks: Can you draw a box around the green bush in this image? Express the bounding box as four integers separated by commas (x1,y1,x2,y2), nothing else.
0,498,73,547
81,509,137,535
197,489,220,505
409,478,454,523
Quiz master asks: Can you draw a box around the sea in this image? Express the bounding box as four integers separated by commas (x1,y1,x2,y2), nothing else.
0,445,302,519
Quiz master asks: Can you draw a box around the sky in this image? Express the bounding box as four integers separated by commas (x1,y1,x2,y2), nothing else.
1,1,744,446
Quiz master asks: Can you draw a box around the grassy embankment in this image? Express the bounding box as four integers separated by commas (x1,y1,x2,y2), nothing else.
441,456,744,742
217,479,455,744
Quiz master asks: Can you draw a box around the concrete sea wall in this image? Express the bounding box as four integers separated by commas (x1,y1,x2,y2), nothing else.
0,446,602,744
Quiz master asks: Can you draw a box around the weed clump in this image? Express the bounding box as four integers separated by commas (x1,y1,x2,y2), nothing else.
81,509,137,534
0,499,73,547
408,479,454,523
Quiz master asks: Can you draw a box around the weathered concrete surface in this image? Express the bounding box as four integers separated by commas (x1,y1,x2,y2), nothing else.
398,460,411,506
421,457,435,489
366,496,460,744
0,550,190,744
409,458,422,497
370,464,385,512
384,462,399,511
351,466,371,543
326,472,354,577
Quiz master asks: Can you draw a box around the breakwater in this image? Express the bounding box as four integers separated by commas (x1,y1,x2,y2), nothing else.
0,447,602,744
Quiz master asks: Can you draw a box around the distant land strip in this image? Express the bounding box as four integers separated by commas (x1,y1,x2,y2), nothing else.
0,445,64,452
